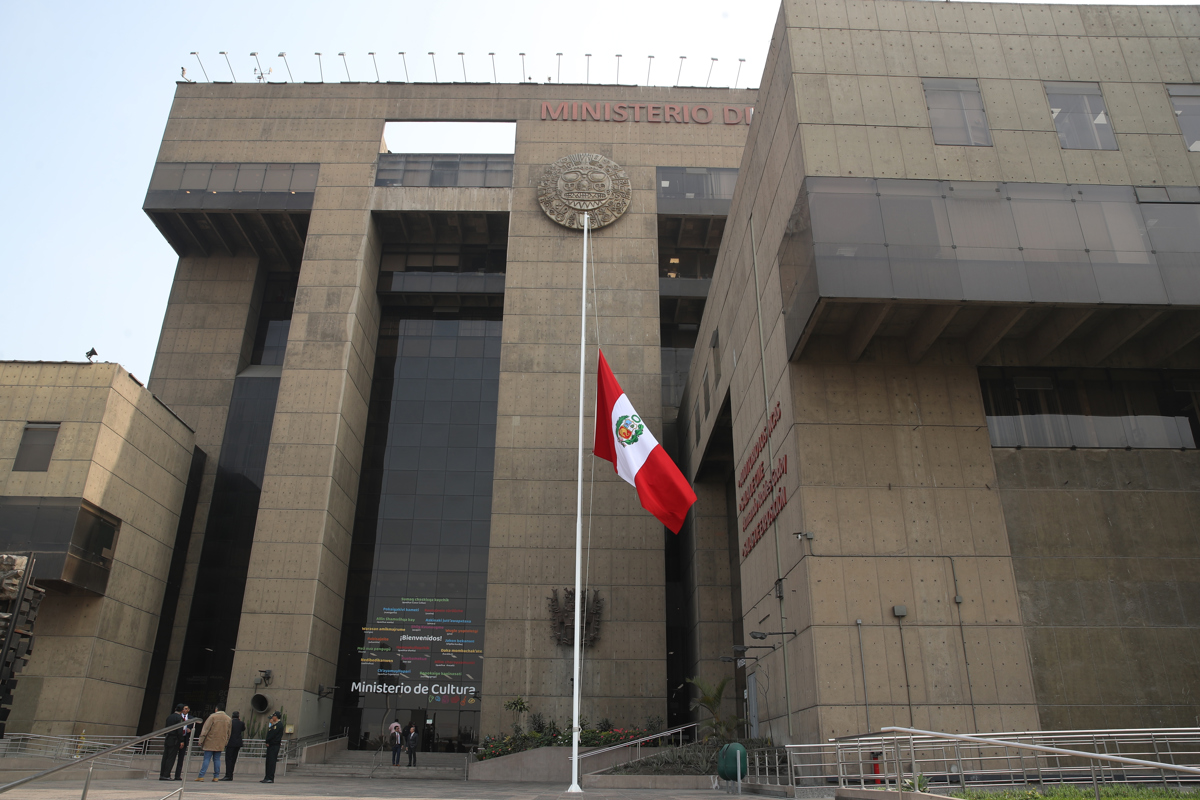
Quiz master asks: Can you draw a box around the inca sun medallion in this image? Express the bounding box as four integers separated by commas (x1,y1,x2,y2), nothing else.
615,414,644,447
537,153,632,230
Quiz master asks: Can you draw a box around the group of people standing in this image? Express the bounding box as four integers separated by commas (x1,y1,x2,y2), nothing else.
388,721,420,767
158,704,285,784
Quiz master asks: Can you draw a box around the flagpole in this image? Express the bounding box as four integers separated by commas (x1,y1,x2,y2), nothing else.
568,211,589,794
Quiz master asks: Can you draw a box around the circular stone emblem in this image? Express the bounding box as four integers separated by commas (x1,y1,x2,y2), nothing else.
537,153,632,230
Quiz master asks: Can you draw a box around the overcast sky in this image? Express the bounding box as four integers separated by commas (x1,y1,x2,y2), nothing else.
0,0,1190,380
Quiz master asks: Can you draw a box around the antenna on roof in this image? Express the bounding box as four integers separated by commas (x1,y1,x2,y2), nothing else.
706,57,718,88
676,55,686,86
314,52,324,82
339,52,351,81
181,67,194,83
615,54,622,84
556,53,562,83
646,55,654,86
734,58,745,89
369,52,380,82
429,52,438,82
85,348,98,363
219,51,236,82
189,52,210,82
489,53,497,83
399,52,409,82
519,53,527,83
459,52,467,82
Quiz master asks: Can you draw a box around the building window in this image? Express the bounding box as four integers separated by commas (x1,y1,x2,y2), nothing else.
979,368,1200,449
71,504,120,570
375,154,514,188
923,78,992,147
657,167,739,202
1045,82,1117,150
1167,85,1200,152
13,423,60,472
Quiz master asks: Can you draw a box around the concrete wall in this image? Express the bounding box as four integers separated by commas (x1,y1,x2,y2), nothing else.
147,254,261,725
0,362,196,735
996,447,1200,729
786,0,1200,186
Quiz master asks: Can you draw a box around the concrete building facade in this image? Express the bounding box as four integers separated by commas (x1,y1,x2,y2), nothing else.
6,0,1200,747
678,0,1200,743
0,362,202,735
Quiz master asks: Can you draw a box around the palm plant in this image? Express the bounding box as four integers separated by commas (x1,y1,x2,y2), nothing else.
686,676,742,741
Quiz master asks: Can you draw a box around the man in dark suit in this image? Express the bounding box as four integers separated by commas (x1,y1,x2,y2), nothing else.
220,710,245,781
159,704,186,781
175,705,194,780
261,712,283,784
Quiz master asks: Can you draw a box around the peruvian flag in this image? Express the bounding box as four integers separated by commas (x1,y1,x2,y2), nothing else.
593,349,697,533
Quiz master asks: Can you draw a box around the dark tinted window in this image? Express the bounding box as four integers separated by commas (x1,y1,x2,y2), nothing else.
71,505,119,568
980,368,1200,449
13,423,59,471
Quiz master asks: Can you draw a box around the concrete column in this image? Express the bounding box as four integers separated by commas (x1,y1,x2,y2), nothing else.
227,190,381,737
145,254,261,724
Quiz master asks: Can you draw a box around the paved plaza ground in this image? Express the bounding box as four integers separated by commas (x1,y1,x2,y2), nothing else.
15,776,824,800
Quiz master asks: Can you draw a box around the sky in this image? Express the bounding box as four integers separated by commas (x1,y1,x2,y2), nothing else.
0,0,1191,381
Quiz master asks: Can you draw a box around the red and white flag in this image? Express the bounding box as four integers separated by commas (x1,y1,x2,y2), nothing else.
593,349,697,533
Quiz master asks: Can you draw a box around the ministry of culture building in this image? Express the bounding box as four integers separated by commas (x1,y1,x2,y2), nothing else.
4,0,1200,749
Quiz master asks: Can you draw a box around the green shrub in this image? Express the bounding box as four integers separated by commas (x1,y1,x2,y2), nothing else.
606,738,775,776
476,726,651,760
951,785,1193,800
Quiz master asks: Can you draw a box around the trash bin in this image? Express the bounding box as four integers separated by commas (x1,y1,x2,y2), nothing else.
717,742,748,781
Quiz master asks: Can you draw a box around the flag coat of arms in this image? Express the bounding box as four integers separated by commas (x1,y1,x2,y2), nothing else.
593,349,697,533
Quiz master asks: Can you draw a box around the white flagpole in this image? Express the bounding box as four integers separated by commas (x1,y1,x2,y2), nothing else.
568,211,588,794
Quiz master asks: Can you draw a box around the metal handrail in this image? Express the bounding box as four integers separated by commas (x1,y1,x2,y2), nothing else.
879,727,1200,778
0,718,191,797
573,722,697,763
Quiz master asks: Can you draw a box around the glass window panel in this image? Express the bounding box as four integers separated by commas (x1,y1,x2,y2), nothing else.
808,181,885,244
13,423,59,472
1045,82,1118,150
149,162,185,191
813,243,893,297
180,163,212,190
924,78,992,146
1143,204,1200,253
207,163,239,192
945,182,1019,249
262,164,293,192
956,247,1032,301
234,165,266,192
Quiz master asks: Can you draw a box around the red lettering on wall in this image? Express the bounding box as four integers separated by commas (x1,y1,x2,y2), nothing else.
538,100,754,124
541,101,570,120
